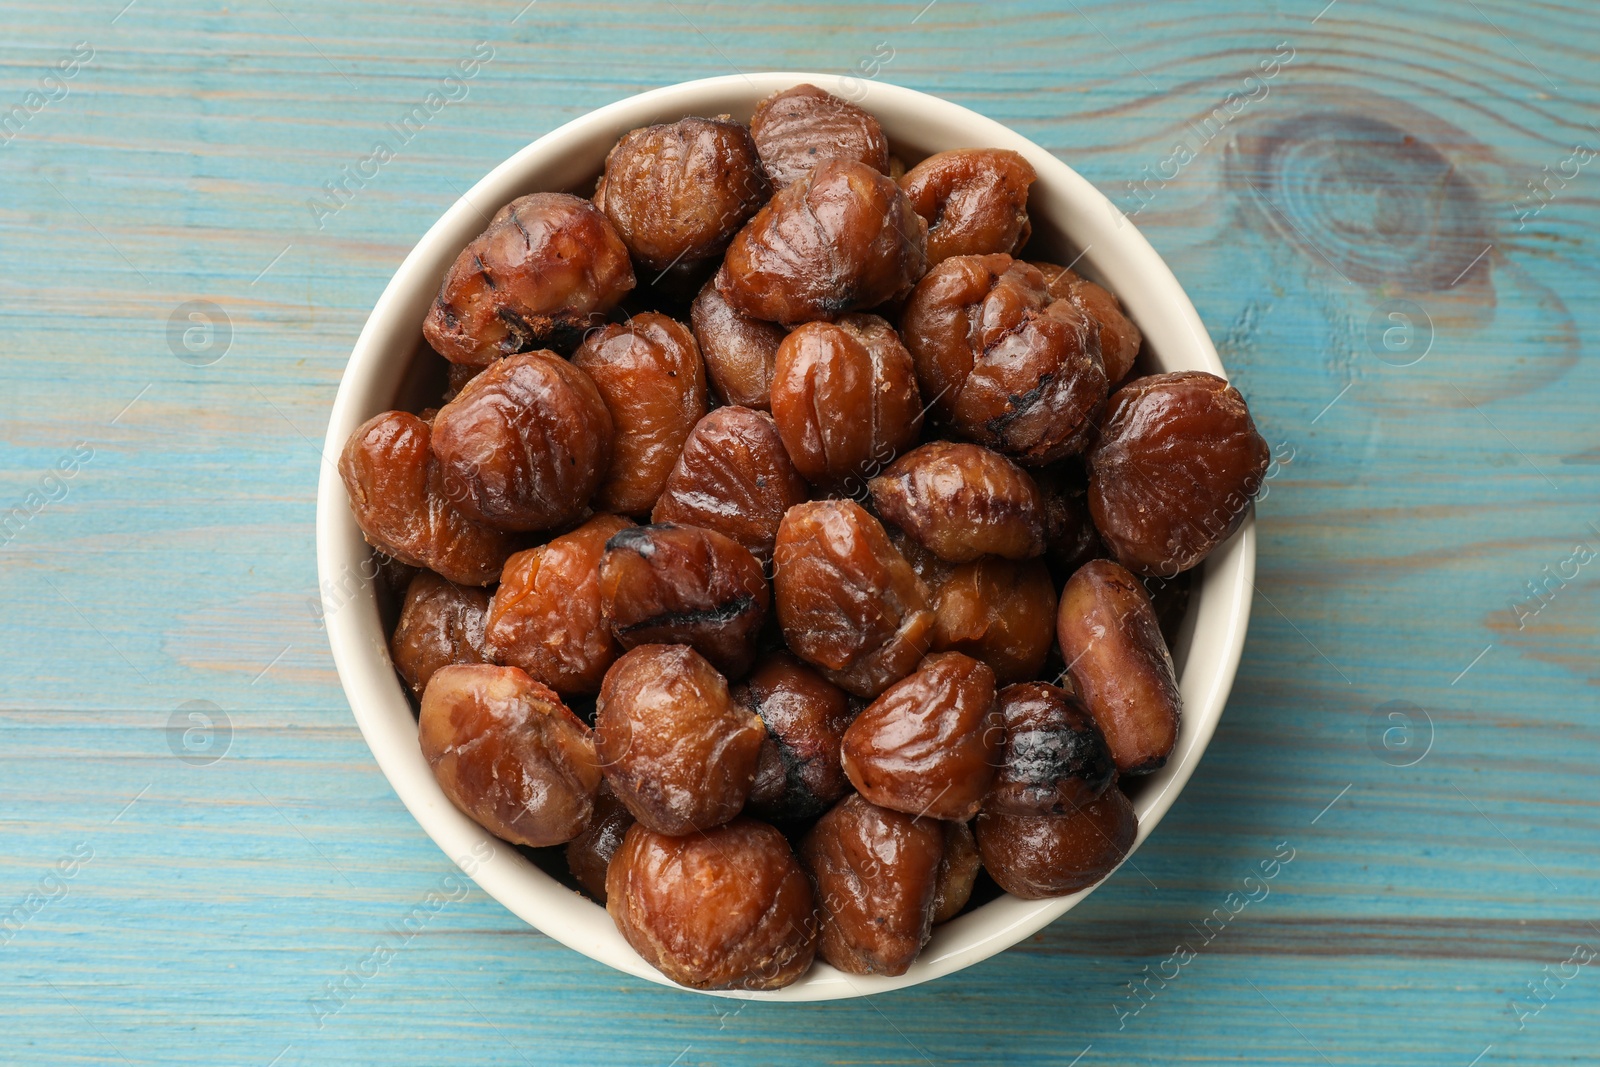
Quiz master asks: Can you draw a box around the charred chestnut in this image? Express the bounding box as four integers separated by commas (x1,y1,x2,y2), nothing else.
735,652,856,822
986,681,1114,816
598,523,770,678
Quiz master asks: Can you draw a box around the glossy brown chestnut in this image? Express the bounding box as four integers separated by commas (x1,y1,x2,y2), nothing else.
418,664,601,847
607,818,817,990
690,278,786,410
986,681,1115,816
868,440,1046,562
570,313,707,516
930,557,1057,686
773,500,935,698
735,652,856,822
716,158,927,328
1056,559,1182,774
593,645,764,835
1087,371,1270,576
594,116,770,272
900,148,1036,265
1034,262,1143,384
565,782,635,904
338,410,519,586
598,523,770,678
390,570,491,699
976,786,1137,899
800,794,944,976
770,314,923,490
651,406,808,562
901,254,1108,464
484,513,632,696
931,819,981,924
840,651,1002,821
430,350,613,532
422,192,635,366
749,83,890,188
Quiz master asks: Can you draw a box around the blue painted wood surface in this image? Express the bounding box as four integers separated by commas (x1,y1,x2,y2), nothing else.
2,1,1597,1063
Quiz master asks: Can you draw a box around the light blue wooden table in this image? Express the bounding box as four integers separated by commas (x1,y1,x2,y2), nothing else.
3,1,1596,1063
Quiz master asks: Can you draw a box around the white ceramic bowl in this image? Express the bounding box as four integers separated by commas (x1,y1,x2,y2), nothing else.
316,72,1255,1002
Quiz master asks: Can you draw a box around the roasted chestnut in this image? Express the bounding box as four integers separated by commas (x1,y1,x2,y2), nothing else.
423,192,635,365
418,664,601,848
390,570,491,699
868,440,1046,562
749,83,890,188
901,148,1036,265
976,786,1137,899
690,278,786,409
930,557,1057,686
1057,559,1182,774
735,652,856,821
985,681,1114,815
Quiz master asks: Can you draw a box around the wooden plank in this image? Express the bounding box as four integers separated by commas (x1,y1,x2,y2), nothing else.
1,0,1597,1063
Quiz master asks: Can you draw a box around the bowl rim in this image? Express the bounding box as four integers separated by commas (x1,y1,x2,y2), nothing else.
315,71,1255,1002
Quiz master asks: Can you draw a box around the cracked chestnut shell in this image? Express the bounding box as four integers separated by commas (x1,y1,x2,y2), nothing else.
735,652,856,822
422,192,635,366
800,793,943,976
690,278,786,409
430,350,613,532
773,500,935,698
339,410,518,586
985,681,1114,816
565,782,634,904
1057,559,1182,775
901,254,1107,464
1035,261,1143,384
607,818,817,990
900,148,1036,265
930,557,1057,686
651,406,808,562
418,664,601,848
716,158,928,328
484,513,632,696
390,570,492,699
594,116,770,272
598,523,770,678
593,644,764,835
976,786,1137,899
868,440,1046,562
840,651,1002,821
749,83,890,188
570,313,707,516
770,314,923,490
1087,371,1270,576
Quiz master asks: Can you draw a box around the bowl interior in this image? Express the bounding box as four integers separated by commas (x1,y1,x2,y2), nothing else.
315,72,1255,1001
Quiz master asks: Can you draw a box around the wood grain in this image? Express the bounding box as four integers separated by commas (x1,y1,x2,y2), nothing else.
2,1,1597,1063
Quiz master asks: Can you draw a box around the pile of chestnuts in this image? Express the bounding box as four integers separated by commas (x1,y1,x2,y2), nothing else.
340,83,1270,991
